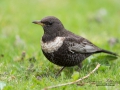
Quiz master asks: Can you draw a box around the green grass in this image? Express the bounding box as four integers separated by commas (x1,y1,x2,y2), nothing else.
0,0,120,90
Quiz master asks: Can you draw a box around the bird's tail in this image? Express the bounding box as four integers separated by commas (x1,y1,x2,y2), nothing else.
98,49,119,56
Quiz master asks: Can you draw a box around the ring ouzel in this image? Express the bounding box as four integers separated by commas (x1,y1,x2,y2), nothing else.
33,16,118,76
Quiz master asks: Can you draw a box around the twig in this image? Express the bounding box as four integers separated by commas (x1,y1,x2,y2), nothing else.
42,63,101,90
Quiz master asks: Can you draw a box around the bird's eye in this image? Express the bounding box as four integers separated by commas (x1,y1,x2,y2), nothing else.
46,22,52,26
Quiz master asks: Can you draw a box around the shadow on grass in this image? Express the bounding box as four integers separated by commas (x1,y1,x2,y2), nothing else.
81,54,118,72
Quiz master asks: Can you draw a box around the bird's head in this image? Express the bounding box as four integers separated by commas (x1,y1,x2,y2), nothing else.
32,16,64,34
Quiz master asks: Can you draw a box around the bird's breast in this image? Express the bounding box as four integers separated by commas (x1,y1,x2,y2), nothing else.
41,37,65,53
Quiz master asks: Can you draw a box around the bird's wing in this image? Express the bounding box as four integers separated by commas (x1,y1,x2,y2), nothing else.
64,36,101,54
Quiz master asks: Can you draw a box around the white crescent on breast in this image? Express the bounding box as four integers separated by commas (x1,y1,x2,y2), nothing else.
41,37,65,53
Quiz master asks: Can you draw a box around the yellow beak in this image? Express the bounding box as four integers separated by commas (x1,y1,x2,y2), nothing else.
32,20,45,26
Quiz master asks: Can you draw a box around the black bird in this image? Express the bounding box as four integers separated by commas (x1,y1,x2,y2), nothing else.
32,16,118,76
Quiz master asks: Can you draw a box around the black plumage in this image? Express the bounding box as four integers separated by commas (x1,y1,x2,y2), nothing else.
32,16,118,76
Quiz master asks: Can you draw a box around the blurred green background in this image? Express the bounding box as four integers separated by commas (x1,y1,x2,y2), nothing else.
0,0,120,90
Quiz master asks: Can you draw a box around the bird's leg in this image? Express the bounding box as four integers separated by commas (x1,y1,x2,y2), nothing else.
55,66,65,77
77,63,82,71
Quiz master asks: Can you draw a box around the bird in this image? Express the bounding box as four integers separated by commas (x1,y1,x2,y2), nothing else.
32,16,118,76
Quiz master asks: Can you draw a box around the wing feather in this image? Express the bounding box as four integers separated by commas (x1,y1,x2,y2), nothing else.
64,36,101,53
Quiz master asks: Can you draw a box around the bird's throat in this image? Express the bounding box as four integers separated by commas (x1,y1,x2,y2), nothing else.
42,33,57,43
